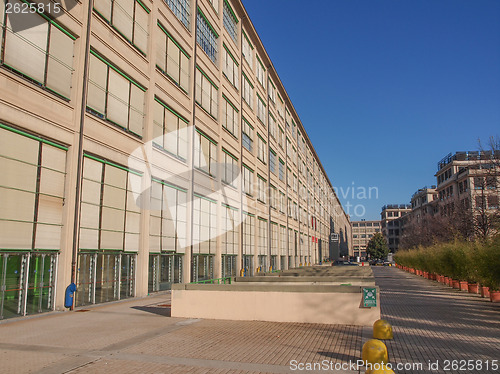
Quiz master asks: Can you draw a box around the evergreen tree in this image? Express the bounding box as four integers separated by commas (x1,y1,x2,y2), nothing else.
366,233,389,260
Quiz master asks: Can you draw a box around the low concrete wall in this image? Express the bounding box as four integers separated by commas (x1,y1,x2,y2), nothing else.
171,284,380,326
235,276,375,286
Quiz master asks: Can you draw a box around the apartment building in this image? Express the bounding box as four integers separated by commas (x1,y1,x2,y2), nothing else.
436,151,499,216
352,220,381,260
410,186,438,223
380,205,411,252
0,0,351,319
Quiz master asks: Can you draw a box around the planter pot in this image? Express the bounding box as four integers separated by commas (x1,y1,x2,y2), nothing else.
452,280,461,289
445,277,451,286
481,286,490,298
468,283,479,294
430,274,437,281
459,281,468,291
490,291,500,303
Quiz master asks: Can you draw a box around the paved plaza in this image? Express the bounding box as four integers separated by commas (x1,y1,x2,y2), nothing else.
0,267,498,374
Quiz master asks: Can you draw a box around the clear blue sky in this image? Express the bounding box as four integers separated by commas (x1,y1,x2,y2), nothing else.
243,0,500,221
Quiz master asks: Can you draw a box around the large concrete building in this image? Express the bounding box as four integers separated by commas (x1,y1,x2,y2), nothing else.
0,0,351,319
352,220,381,260
410,186,438,224
380,204,411,252
436,151,499,216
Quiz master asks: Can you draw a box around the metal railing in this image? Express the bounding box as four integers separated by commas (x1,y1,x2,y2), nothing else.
191,277,232,285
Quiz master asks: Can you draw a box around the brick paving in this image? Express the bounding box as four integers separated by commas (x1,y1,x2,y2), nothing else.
0,294,361,374
373,266,500,374
0,267,498,373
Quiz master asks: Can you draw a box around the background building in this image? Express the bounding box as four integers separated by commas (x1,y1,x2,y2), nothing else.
352,220,381,260
380,205,411,252
0,0,351,319
410,186,438,224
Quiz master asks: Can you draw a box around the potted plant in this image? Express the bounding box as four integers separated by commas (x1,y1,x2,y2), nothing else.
477,236,500,302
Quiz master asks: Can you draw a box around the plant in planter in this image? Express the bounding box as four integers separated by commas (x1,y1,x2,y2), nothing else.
477,236,500,302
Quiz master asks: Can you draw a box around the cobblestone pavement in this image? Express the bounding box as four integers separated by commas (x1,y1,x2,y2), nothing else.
0,293,361,374
373,266,500,374
1,267,498,374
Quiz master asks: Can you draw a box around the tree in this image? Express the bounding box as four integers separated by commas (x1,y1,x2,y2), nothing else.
366,233,389,260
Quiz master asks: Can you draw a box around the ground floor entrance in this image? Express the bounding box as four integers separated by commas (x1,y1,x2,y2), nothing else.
0,252,57,320
76,252,136,307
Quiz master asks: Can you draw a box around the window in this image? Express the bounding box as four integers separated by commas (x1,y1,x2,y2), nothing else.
287,198,292,217
222,148,238,188
153,97,188,160
257,93,266,123
242,30,253,70
242,164,253,196
223,0,238,43
149,179,187,253
280,225,287,256
1,1,75,99
256,55,265,87
195,67,218,118
277,94,284,118
242,117,253,152
269,113,277,140
488,195,499,209
258,218,268,256
293,174,297,193
258,175,266,203
194,129,217,177
80,155,141,252
269,148,277,174
87,52,145,136
222,204,239,255
279,191,285,213
293,202,298,220
94,0,149,54
0,124,67,252
271,222,278,255
278,126,284,149
269,79,276,103
242,213,254,255
157,22,190,93
222,94,239,137
242,72,253,109
192,195,217,254
196,9,218,63
270,185,277,209
165,0,190,29
279,158,285,181
257,134,266,164
222,44,239,88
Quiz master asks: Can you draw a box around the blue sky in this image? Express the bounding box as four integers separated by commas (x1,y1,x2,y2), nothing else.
242,0,500,220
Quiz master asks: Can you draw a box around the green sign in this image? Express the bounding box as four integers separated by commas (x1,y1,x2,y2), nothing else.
363,288,377,307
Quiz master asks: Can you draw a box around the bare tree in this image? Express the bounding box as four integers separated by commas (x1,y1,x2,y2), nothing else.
473,136,500,240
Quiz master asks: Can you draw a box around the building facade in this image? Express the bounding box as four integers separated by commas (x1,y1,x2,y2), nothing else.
380,205,411,252
436,151,499,215
0,0,351,319
352,220,381,260
410,186,438,224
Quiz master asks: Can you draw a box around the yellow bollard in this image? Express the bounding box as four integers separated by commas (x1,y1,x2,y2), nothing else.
373,319,393,340
299,263,302,267
361,339,388,365
240,268,245,277
269,266,273,272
